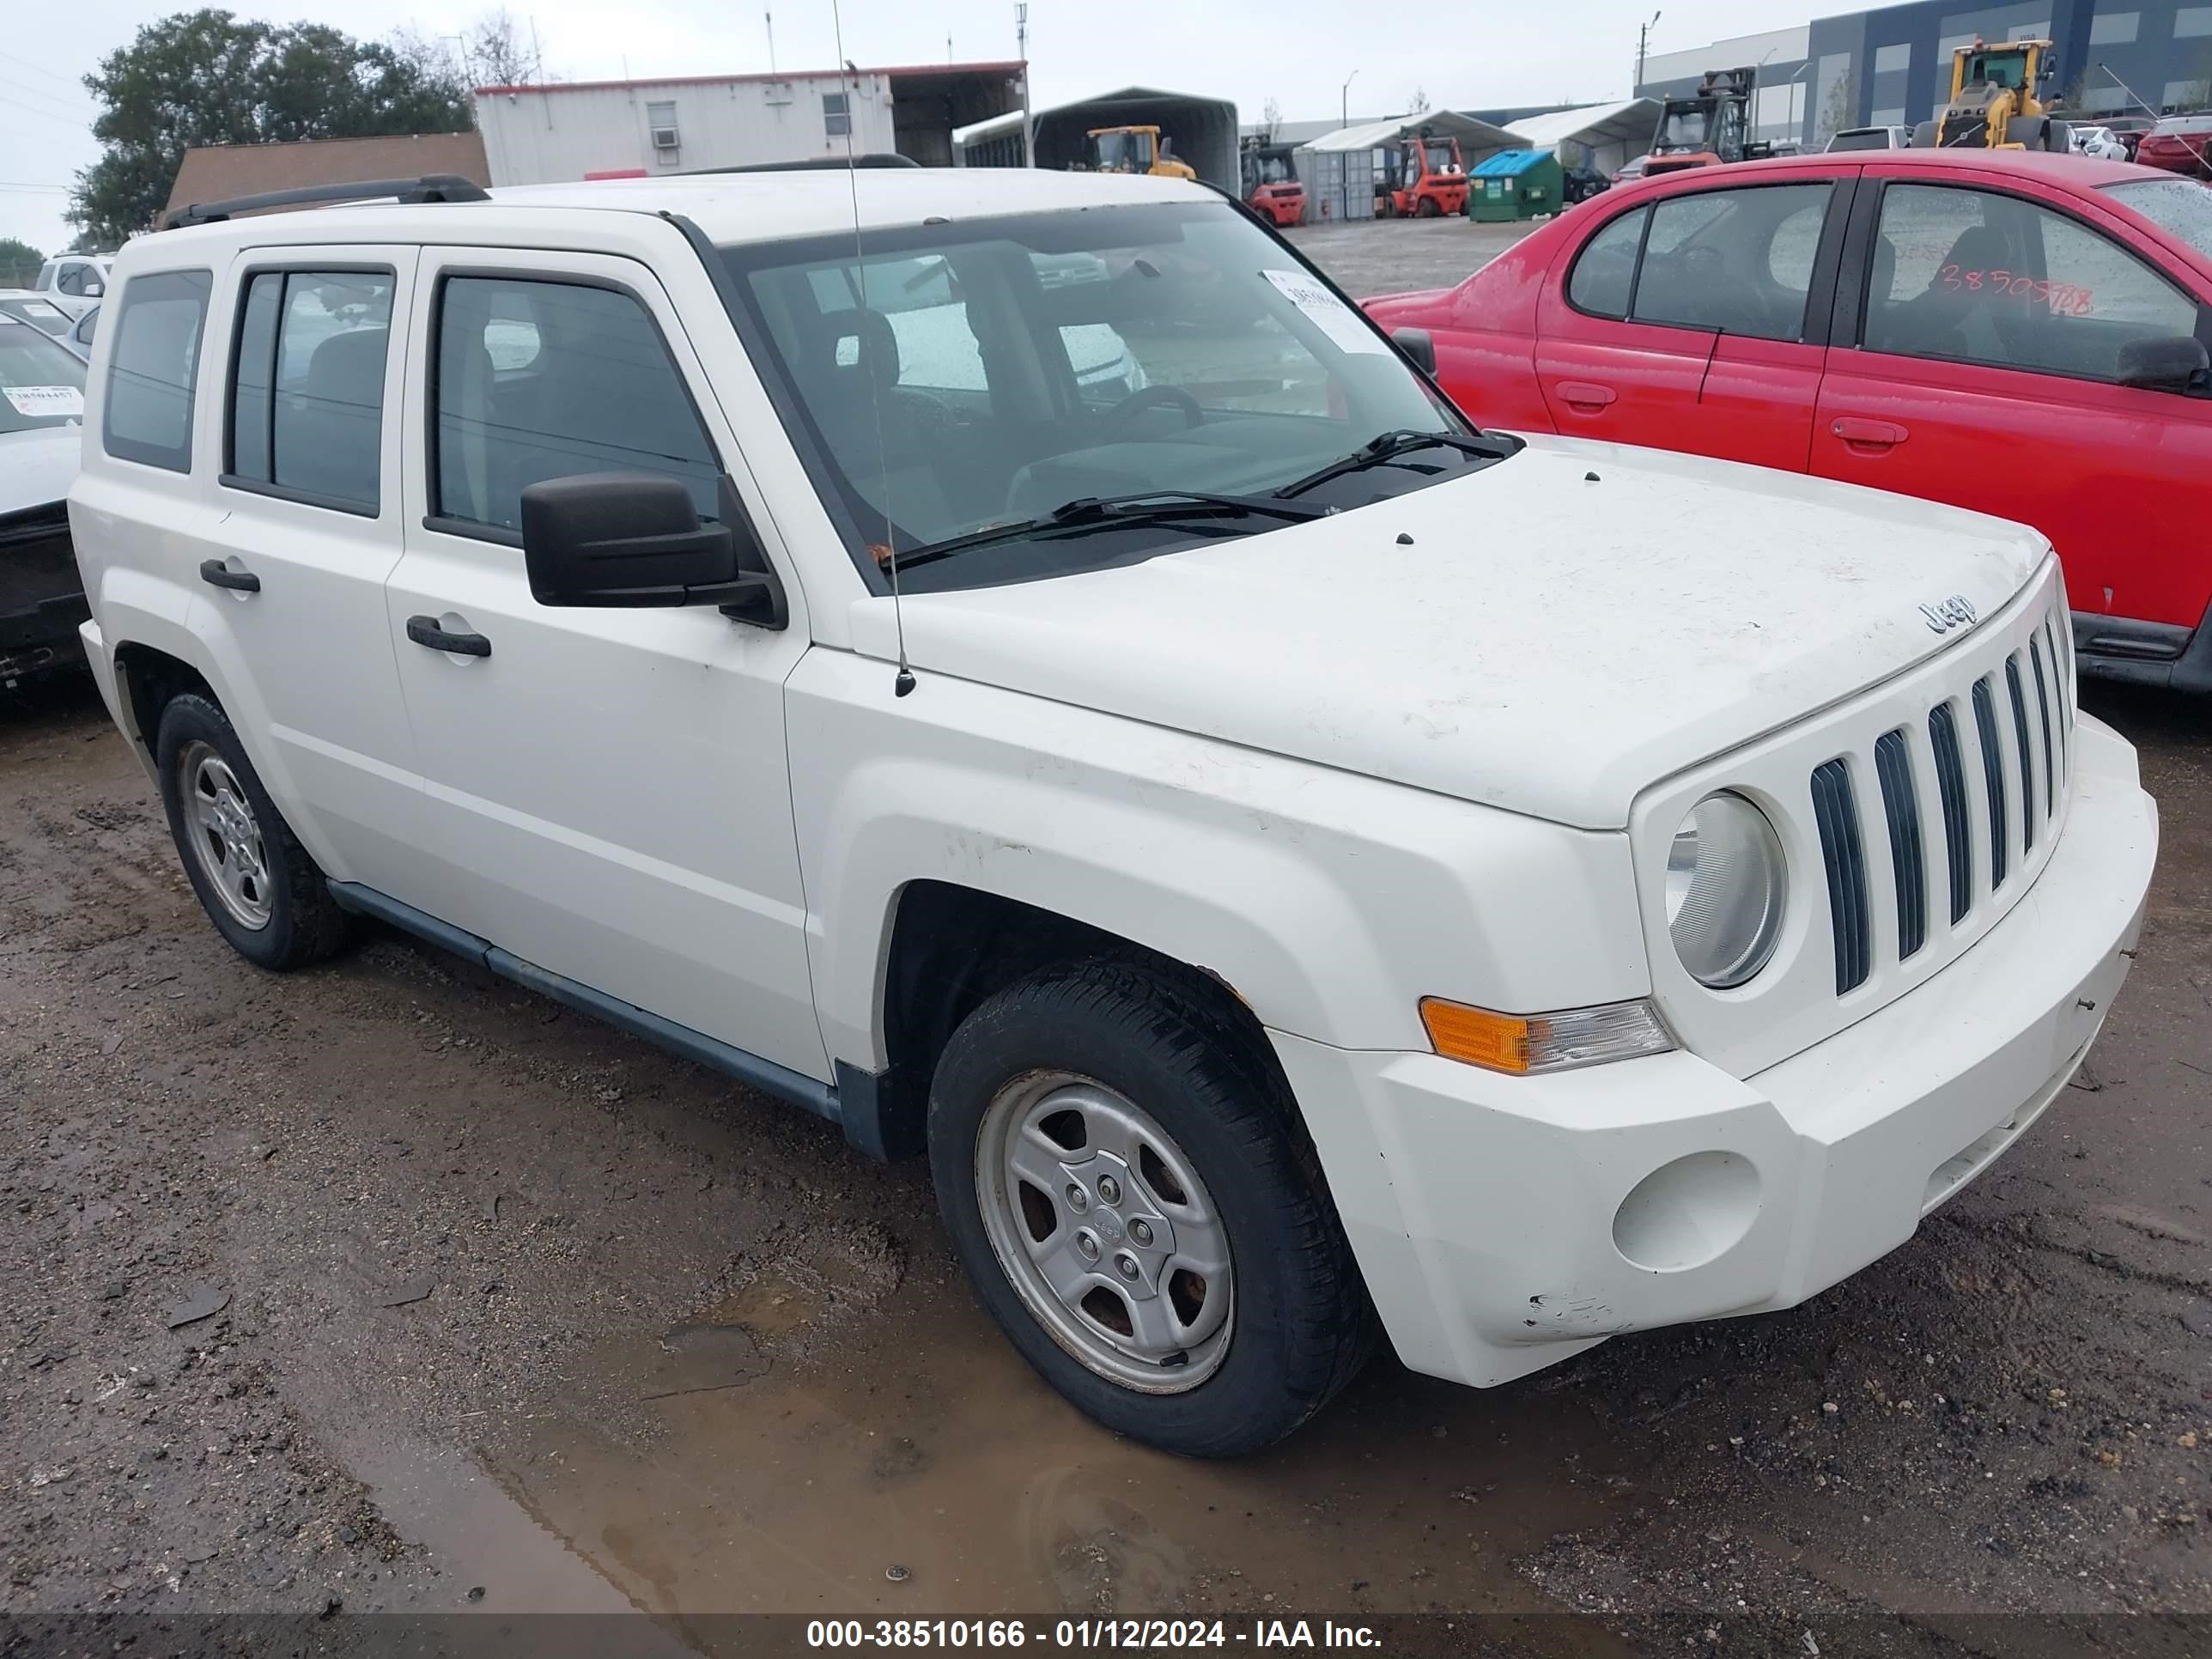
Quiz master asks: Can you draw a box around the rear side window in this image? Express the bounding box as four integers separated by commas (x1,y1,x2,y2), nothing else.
1565,185,1832,343
103,270,211,472
1567,208,1646,318
430,276,720,536
228,269,394,513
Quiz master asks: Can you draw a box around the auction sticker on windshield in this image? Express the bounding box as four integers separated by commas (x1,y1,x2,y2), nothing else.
5,386,83,419
1261,270,1389,355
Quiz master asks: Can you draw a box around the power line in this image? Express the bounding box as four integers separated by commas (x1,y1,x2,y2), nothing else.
0,75,98,119
0,47,88,94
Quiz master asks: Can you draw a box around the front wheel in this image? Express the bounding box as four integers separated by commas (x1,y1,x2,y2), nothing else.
928,960,1374,1457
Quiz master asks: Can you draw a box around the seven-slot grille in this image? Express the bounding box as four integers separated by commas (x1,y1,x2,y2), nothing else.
1812,602,2075,995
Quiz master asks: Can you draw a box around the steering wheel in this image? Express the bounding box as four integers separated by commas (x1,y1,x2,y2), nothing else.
1103,385,1205,429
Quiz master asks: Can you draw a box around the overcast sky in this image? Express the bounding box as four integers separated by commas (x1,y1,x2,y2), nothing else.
0,0,1831,260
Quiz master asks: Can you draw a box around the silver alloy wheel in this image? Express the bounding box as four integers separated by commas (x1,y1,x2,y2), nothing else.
975,1070,1234,1393
178,740,273,931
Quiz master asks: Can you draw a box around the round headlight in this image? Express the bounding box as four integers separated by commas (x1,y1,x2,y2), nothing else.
1666,792,1786,988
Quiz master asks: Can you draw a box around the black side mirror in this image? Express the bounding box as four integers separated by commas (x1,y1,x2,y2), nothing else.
2115,333,2210,393
520,472,788,628
1393,326,1437,375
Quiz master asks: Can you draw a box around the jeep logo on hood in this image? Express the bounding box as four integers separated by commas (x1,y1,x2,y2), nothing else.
1920,595,1978,634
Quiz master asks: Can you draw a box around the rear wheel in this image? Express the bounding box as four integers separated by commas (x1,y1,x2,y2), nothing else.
928,959,1374,1457
1417,196,1441,218
155,693,352,970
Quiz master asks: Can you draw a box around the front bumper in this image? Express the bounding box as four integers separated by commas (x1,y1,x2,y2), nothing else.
1,510,89,684
1273,714,2157,1389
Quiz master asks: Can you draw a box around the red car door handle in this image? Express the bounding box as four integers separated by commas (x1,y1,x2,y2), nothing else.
1832,417,1909,451
1556,380,1617,412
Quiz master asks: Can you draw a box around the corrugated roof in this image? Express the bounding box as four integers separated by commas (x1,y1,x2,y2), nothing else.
1471,149,1553,177
1504,100,1663,154
474,61,1025,96
165,132,489,218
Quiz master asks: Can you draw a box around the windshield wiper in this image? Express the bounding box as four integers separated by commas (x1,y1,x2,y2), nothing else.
1272,428,1512,501
890,490,1330,572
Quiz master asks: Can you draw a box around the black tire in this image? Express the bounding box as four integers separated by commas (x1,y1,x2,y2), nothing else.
1416,196,1442,218
928,958,1375,1457
154,692,352,970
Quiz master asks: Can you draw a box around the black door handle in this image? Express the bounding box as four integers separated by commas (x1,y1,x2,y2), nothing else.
405,615,491,658
198,559,260,592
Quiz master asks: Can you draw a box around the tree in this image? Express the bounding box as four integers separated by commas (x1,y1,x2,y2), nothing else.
1261,97,1282,142
70,9,474,245
1407,85,1431,115
0,237,44,289
462,9,544,88
1816,69,1858,146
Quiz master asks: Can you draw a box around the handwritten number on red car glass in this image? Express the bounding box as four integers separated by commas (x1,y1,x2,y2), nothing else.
1938,265,2094,316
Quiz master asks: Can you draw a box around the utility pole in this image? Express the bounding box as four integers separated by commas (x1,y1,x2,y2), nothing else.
765,9,775,73
1016,3,1032,167
1341,68,1358,129
1638,9,1662,91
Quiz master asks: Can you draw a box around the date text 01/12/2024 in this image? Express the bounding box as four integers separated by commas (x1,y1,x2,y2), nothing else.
805,1620,1383,1649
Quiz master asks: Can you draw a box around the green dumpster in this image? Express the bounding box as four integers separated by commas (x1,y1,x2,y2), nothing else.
1466,149,1564,222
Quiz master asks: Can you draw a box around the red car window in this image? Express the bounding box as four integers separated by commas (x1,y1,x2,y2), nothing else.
1559,182,1837,344
1566,209,1646,317
1863,182,2200,382
1633,185,1832,342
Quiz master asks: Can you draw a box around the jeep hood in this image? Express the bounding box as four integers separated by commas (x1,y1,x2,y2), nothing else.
855,436,2050,830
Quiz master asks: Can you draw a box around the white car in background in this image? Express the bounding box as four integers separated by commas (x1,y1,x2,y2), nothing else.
2070,125,2130,160
33,252,112,319
0,312,90,683
0,291,76,344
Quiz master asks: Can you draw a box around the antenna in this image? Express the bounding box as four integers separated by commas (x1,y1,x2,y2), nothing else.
765,9,775,73
2098,61,2159,120
829,0,915,696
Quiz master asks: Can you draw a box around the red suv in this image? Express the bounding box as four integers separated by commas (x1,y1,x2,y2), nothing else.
1367,150,2212,690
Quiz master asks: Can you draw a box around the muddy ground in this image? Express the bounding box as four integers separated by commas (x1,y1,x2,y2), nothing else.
1285,216,1538,297
3,673,2208,1650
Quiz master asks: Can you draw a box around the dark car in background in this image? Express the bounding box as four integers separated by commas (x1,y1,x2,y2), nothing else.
0,313,89,685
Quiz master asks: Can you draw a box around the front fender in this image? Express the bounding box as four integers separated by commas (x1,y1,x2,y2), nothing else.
786,651,1651,1069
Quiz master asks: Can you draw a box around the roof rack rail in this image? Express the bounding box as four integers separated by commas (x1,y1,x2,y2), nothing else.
161,174,490,231
678,154,922,175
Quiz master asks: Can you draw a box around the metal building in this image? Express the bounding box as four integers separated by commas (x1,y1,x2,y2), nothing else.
1295,113,1524,222
1638,0,2212,149
473,63,1027,185
1503,100,1665,175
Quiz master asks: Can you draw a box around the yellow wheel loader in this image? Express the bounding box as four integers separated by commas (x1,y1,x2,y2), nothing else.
1084,125,1198,180
1913,38,2072,151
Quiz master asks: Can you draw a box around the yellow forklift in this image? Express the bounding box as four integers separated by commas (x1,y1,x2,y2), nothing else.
1084,125,1197,179
1913,38,2071,150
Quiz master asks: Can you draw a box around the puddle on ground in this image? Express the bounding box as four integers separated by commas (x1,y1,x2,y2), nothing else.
368,1272,1642,1645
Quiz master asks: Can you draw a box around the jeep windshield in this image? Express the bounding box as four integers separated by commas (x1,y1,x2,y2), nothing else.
0,314,88,434
720,200,1511,593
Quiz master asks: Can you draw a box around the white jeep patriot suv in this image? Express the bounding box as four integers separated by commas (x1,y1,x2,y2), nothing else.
69,166,2157,1456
